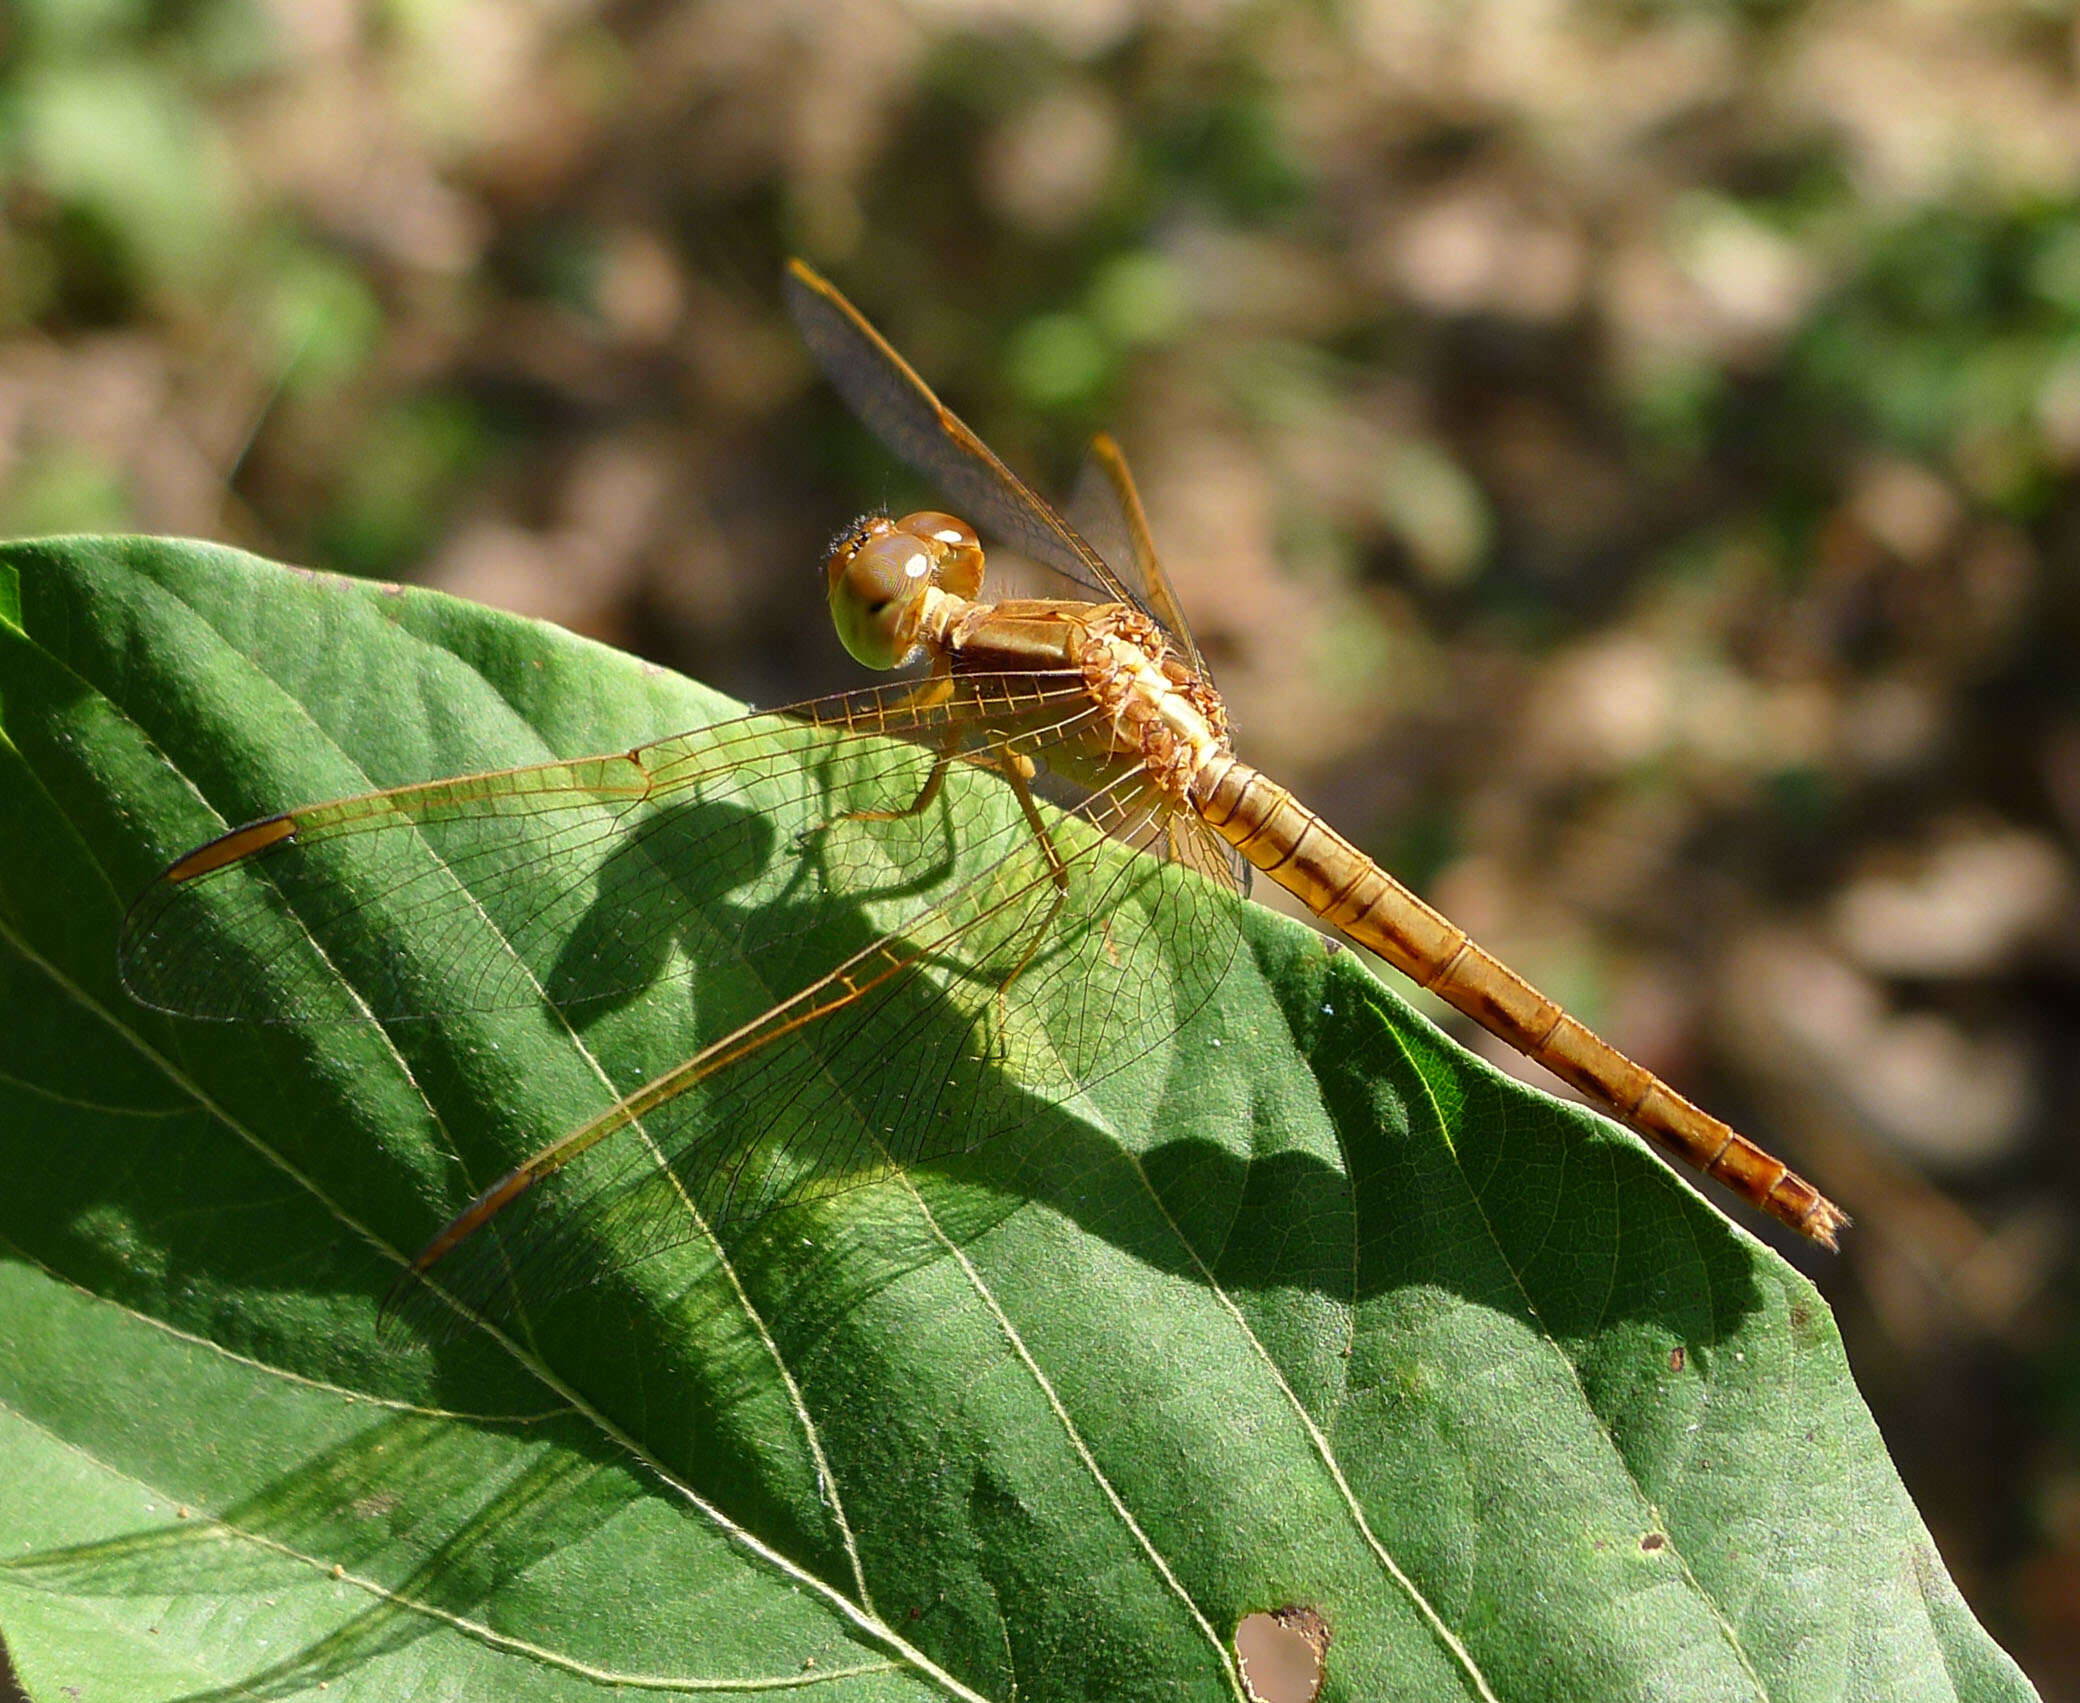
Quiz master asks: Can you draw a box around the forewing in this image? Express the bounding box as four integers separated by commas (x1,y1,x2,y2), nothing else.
118,678,1099,1025
784,260,1144,612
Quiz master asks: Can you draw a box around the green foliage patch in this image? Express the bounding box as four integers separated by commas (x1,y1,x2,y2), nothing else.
0,538,2035,1701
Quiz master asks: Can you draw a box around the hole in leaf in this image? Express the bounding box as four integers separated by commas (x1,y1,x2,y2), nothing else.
1236,1605,1331,1703
1641,1531,1668,1553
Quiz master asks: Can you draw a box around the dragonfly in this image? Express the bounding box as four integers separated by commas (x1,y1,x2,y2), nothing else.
120,260,1845,1334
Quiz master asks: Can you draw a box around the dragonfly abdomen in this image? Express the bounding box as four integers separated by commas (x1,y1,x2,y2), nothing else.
1192,756,1848,1248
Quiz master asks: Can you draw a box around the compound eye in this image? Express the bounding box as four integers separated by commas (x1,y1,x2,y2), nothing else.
896,510,983,599
828,530,931,670
824,514,895,599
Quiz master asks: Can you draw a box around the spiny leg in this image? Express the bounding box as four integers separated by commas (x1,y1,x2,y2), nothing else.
792,720,966,896
836,720,964,825
968,755,1075,1069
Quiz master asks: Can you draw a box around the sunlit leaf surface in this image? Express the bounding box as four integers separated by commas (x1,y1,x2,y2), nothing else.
0,539,2036,1701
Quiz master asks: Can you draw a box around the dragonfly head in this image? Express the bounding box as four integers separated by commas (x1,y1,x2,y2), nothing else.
826,510,983,670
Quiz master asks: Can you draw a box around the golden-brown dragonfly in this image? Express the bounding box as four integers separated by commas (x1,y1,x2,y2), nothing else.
120,260,1844,1331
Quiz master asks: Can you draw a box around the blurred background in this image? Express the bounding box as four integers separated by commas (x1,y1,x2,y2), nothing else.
2,0,2076,1689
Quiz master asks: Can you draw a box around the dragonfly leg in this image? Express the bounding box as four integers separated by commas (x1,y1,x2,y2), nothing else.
793,722,964,875
985,756,1071,1028
963,756,1073,1073
833,722,963,824
998,754,1070,899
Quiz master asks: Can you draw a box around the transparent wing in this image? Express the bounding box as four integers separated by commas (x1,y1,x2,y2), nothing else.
1066,432,1207,679
378,769,1248,1338
785,260,1158,618
119,678,1102,1025
121,676,1250,1337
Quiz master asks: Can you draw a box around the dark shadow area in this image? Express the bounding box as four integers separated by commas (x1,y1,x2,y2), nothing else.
0,1408,858,1701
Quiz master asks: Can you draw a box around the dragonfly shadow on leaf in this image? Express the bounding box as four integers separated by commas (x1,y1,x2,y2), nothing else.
387,765,1170,1352
537,791,781,1024
537,725,983,1030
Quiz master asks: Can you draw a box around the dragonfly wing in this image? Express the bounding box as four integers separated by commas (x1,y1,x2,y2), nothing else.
1164,810,1252,896
784,261,1148,615
387,765,1246,1338
1066,433,1207,677
119,677,1099,1024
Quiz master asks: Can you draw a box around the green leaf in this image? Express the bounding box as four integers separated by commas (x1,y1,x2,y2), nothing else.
0,537,2035,1701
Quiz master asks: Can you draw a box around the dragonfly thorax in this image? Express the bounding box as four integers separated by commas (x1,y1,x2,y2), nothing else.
1073,606,1233,807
